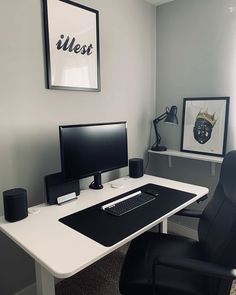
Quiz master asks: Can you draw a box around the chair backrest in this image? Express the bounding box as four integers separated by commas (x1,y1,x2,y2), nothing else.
198,150,236,295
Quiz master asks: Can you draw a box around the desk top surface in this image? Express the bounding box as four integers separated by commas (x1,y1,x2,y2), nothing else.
0,175,208,278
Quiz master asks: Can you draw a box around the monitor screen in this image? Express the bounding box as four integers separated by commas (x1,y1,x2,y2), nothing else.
59,122,128,189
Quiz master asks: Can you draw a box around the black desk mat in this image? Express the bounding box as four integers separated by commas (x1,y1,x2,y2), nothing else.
59,183,196,247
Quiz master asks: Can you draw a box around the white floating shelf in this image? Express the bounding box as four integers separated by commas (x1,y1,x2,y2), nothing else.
148,149,224,176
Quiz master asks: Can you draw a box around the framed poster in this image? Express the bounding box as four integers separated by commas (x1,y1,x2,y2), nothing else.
181,97,230,157
43,0,100,91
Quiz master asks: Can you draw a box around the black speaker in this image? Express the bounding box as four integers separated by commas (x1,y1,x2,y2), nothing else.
45,172,80,205
3,188,28,222
129,158,144,178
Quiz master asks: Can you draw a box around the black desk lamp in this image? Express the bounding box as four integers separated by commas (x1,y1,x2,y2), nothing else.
151,105,178,151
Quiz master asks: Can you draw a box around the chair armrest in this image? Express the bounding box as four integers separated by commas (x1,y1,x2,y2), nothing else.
196,195,208,203
153,256,236,280
175,208,202,218
175,195,208,218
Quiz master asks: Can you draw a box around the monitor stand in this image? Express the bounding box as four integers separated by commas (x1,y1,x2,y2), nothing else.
89,173,103,190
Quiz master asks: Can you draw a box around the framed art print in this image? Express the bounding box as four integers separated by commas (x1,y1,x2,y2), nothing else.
43,0,100,91
181,97,230,157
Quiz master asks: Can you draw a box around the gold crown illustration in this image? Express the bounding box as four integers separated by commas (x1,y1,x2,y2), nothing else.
196,109,217,127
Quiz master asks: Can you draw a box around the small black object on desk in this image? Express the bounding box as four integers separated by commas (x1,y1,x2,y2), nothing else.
45,172,80,205
129,158,143,178
3,188,28,222
143,188,159,197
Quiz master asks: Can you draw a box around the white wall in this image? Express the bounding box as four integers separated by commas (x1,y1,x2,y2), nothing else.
0,0,156,294
148,0,236,228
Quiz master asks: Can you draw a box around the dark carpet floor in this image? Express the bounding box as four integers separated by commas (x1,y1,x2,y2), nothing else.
55,244,128,295
55,242,236,295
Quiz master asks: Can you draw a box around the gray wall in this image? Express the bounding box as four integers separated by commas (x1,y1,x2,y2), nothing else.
148,0,236,228
0,0,156,293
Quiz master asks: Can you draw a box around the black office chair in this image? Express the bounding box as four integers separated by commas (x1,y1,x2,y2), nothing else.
119,150,236,295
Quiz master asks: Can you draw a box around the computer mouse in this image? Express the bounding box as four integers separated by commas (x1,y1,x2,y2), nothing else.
111,182,124,189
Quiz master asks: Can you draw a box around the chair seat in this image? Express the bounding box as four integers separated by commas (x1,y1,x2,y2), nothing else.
119,231,208,295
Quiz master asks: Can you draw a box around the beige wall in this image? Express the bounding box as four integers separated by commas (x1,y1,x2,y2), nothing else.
0,0,156,293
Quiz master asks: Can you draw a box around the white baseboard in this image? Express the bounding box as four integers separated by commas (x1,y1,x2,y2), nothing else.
167,220,198,240
14,283,36,295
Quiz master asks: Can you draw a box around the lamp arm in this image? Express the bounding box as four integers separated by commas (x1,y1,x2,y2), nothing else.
153,120,161,145
153,112,167,124
153,112,167,146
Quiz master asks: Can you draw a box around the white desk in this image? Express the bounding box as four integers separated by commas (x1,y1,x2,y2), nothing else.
0,175,208,295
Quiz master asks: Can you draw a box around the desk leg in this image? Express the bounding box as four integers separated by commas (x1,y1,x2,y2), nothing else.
160,219,168,233
35,261,55,295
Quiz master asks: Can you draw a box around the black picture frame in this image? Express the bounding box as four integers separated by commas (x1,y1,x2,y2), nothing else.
181,97,230,157
43,0,100,91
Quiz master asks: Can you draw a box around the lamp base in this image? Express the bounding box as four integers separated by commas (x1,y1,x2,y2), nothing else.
151,145,167,152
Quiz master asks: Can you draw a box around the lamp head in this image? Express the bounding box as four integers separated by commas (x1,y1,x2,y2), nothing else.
164,105,178,125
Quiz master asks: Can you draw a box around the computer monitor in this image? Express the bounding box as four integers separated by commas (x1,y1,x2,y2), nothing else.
59,121,128,189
